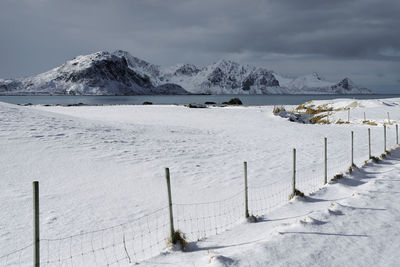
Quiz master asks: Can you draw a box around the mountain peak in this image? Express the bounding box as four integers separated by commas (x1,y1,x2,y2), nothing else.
112,49,129,55
213,59,239,68
63,51,117,70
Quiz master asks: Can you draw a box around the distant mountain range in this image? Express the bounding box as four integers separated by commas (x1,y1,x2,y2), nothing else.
0,50,372,95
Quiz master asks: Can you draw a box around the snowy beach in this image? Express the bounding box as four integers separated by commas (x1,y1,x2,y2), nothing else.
1,98,399,266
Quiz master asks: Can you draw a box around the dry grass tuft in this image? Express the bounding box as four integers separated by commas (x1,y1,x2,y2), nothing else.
383,121,395,126
336,119,350,124
289,189,305,200
331,173,344,181
309,114,330,124
295,104,306,111
305,106,332,115
273,106,284,114
363,120,378,126
295,103,332,115
294,102,335,124
167,230,187,250
370,156,380,163
348,164,357,173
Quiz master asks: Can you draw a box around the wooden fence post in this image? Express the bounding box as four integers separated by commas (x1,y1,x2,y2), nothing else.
244,162,249,218
33,181,40,267
324,137,327,185
351,131,354,166
165,168,176,243
368,128,371,159
292,148,296,196
396,124,398,145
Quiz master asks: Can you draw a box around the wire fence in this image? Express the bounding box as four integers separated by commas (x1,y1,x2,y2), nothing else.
174,190,244,242
0,244,32,267
1,124,399,266
39,206,170,266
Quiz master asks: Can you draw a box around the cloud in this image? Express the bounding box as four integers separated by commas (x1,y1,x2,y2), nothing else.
0,0,399,92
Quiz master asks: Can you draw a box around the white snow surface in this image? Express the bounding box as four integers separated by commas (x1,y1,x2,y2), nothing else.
0,97,399,266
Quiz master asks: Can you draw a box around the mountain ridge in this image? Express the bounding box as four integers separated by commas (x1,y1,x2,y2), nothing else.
0,50,372,95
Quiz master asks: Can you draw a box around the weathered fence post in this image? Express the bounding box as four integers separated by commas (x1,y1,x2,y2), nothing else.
351,131,354,166
33,181,40,267
165,168,176,243
292,148,296,196
387,112,390,123
244,162,249,218
324,137,327,185
396,124,398,145
384,125,387,152
368,128,371,159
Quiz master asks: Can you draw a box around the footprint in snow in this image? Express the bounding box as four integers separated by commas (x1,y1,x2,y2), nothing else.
299,216,327,226
46,216,58,224
326,209,344,216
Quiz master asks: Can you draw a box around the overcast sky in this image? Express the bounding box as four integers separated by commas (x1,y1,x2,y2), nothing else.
1,0,399,92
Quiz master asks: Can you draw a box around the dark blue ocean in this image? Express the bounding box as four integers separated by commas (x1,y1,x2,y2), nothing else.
0,94,399,106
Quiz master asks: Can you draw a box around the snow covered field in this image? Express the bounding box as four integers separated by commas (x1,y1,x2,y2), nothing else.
0,98,399,266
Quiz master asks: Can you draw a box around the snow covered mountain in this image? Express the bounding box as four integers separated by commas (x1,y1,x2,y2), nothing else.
159,59,281,94
273,72,370,94
0,50,371,95
0,51,188,95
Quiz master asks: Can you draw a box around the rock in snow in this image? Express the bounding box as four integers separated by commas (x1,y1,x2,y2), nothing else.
0,50,371,95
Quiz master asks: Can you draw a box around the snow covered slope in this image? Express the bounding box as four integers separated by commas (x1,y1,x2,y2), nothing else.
0,50,371,95
0,98,398,265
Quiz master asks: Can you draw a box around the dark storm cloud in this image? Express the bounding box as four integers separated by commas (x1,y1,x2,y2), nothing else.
0,0,399,92
168,0,400,60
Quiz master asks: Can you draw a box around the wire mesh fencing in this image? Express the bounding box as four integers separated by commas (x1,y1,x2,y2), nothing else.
173,190,244,242
248,172,292,216
0,244,32,267
39,206,170,266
